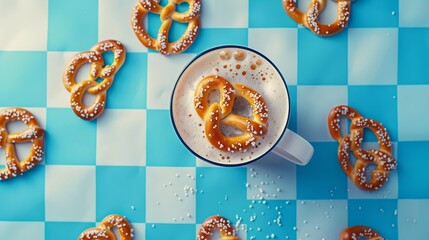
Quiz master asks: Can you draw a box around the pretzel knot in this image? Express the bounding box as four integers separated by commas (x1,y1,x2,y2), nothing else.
283,0,351,36
132,0,201,55
328,105,397,191
194,75,268,153
340,226,384,240
78,214,133,240
63,40,126,120
197,216,240,240
0,108,44,181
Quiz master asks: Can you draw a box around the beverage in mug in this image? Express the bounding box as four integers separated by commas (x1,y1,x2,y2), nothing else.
171,46,313,166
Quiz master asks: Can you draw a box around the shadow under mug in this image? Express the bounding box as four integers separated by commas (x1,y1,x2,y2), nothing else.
170,45,314,166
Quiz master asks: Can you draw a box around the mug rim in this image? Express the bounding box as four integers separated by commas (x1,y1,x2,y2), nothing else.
170,45,291,167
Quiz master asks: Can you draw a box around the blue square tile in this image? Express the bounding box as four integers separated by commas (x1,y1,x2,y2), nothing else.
297,142,348,199
196,167,247,222
45,108,96,165
288,86,297,132
297,28,348,85
186,28,248,54
0,165,45,221
349,1,398,27
48,0,98,51
349,86,398,141
249,0,297,28
106,52,147,109
398,200,429,239
398,86,429,141
146,223,194,240
398,141,429,198
0,51,46,107
146,110,195,166
96,166,146,223
244,200,297,240
45,222,95,240
348,200,398,240
398,28,429,85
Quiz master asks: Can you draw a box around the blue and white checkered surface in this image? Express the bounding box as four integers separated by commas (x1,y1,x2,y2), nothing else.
0,0,428,239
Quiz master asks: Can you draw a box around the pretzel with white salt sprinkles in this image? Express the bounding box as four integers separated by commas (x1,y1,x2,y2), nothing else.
0,108,45,181
283,0,351,36
197,216,240,240
78,214,133,240
194,75,268,153
328,105,397,191
340,226,384,240
131,0,201,55
63,40,126,120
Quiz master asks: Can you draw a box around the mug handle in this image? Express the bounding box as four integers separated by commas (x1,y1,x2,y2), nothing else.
271,129,314,166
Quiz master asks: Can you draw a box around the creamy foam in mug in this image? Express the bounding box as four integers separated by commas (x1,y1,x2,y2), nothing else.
171,46,313,166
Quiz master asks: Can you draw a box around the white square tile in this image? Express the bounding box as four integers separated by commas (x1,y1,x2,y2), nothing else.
297,86,348,142
0,0,48,51
146,167,196,223
97,109,146,166
399,0,429,27
348,28,398,85
296,200,348,240
99,0,147,52
45,166,96,221
131,223,146,240
398,86,429,141
246,153,296,200
47,52,79,108
347,142,399,199
147,53,196,109
0,222,44,240
248,28,298,85
398,200,429,239
201,0,248,28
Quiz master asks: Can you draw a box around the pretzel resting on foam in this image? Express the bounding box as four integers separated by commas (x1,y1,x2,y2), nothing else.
194,75,268,153
283,0,351,36
340,226,384,240
78,214,133,240
328,105,397,191
63,40,126,120
197,216,240,240
132,0,201,55
0,108,45,181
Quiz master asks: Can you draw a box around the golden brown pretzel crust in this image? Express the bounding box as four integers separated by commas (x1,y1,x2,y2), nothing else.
328,105,397,191
283,0,351,36
197,216,240,240
340,226,384,240
0,108,45,181
194,75,268,153
63,40,126,120
131,0,201,55
78,214,133,240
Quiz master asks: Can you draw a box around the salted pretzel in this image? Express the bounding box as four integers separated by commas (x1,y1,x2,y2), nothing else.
198,216,240,240
131,0,201,55
194,75,268,153
78,214,133,240
283,0,351,36
328,105,396,191
340,226,384,240
0,108,44,181
63,40,126,120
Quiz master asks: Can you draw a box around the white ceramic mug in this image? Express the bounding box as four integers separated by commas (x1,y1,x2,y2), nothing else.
171,46,313,166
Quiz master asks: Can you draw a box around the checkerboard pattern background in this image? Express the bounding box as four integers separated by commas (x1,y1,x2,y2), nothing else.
0,0,428,239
